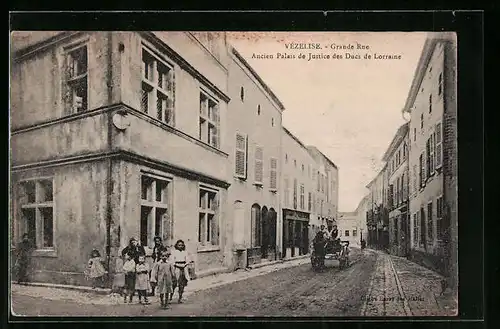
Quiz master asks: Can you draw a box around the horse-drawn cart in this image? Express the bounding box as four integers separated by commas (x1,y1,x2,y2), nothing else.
311,238,350,271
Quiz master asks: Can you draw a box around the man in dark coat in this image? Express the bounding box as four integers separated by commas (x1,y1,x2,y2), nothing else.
313,231,326,269
16,233,34,283
121,237,146,264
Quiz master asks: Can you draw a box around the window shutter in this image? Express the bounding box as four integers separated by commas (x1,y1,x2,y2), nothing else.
167,69,174,93
270,158,278,189
166,97,174,125
235,133,247,178
211,195,219,245
254,146,264,184
435,122,443,168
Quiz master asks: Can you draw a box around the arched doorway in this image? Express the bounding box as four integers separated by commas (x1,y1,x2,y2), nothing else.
268,208,277,260
248,204,261,266
261,206,268,259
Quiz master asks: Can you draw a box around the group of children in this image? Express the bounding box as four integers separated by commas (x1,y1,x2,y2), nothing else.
117,237,191,309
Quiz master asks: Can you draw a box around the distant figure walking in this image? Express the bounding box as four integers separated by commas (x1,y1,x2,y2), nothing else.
16,233,33,284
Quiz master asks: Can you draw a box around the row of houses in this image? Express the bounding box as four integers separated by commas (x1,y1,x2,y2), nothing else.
9,31,339,286
360,32,458,287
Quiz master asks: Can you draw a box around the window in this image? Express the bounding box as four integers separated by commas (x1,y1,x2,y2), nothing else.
141,48,175,125
293,179,298,209
403,143,407,160
321,175,325,193
353,230,357,237
413,213,419,247
427,201,433,244
140,175,170,247
257,104,261,115
308,192,312,211
199,91,220,148
412,165,418,194
396,177,401,205
420,114,424,129
429,94,433,113
426,138,433,179
389,184,394,209
285,153,288,164
414,128,417,141
300,184,305,210
19,179,54,249
430,134,435,175
312,193,316,212
317,171,320,192
270,157,278,190
420,208,426,247
65,45,88,113
301,164,305,173
235,133,248,178
419,153,426,188
345,230,350,237
294,159,297,167
240,87,245,101
284,177,290,207
198,186,219,246
251,204,261,247
271,118,275,127
435,122,443,169
254,146,264,185
438,73,443,96
436,196,444,240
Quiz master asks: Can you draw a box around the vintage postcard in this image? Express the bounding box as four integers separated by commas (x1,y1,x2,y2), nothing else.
9,30,458,317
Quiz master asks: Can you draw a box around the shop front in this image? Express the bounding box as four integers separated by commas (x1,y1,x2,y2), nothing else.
282,209,310,258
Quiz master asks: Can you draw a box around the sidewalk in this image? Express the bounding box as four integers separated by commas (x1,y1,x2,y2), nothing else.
362,249,457,316
11,255,311,306
389,254,458,316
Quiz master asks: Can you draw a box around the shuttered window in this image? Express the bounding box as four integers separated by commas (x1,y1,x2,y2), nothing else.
419,153,426,188
435,122,443,169
270,157,278,190
254,146,264,185
293,179,298,209
235,133,248,179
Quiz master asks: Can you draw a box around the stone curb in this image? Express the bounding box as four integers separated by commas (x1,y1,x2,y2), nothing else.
10,255,313,298
12,282,111,295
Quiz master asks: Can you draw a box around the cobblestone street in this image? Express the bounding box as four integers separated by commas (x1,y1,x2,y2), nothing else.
11,248,457,317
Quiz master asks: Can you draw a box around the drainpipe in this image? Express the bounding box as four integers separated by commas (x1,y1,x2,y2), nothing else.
105,32,114,284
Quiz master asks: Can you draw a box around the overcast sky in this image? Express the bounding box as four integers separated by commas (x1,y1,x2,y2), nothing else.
228,32,426,212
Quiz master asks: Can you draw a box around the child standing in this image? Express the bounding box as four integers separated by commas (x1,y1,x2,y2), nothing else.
122,253,136,303
85,249,107,289
150,250,174,309
171,239,192,303
135,254,151,304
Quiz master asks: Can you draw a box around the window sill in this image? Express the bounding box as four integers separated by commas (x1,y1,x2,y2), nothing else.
32,249,57,258
197,245,221,253
253,183,263,188
234,175,247,181
269,189,278,193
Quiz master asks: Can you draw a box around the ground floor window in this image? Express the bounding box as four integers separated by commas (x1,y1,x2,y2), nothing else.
345,230,350,237
19,179,54,249
412,213,419,247
353,229,357,237
140,174,171,247
198,186,219,246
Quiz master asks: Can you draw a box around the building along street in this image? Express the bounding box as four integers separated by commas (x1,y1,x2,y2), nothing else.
11,248,456,317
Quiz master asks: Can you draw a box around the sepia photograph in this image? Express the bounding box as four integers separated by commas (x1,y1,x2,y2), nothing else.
9,30,458,317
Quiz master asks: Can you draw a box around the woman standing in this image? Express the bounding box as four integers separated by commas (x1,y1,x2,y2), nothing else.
16,233,33,284
171,239,192,303
121,237,146,264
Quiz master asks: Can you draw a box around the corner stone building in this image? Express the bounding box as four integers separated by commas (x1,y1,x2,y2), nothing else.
10,31,232,286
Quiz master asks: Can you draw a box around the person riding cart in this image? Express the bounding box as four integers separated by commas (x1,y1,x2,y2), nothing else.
311,224,350,271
